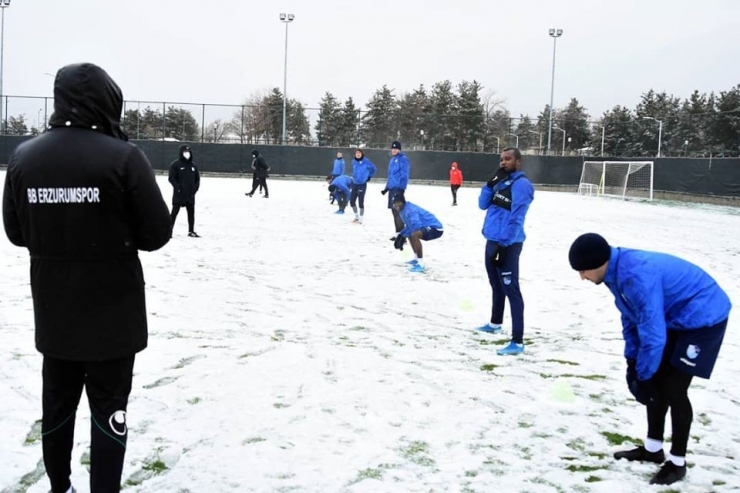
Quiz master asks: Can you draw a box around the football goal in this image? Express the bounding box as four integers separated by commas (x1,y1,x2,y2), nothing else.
578,161,654,201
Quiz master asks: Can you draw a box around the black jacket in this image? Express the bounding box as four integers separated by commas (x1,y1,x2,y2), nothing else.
252,155,270,178
169,145,200,205
2,63,172,361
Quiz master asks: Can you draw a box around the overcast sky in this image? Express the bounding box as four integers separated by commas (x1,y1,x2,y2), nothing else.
5,0,740,126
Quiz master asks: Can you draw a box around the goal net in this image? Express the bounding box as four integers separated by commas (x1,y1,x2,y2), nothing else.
578,161,654,200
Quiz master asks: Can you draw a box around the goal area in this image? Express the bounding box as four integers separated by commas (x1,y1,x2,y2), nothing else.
577,161,654,201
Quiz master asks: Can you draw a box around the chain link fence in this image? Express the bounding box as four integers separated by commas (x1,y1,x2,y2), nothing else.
0,96,737,157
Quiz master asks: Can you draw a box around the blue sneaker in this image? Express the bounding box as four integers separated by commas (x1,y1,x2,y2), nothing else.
405,259,418,265
476,324,502,334
334,210,345,214
408,263,426,273
497,341,524,356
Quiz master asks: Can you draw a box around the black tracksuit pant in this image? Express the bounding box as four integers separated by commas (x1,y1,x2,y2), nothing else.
249,177,269,197
171,204,195,232
42,355,135,493
646,332,694,457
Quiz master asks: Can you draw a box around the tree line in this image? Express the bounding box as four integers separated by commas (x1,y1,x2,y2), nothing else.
1,82,738,157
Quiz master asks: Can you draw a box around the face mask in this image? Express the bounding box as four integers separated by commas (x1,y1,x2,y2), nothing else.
183,152,191,160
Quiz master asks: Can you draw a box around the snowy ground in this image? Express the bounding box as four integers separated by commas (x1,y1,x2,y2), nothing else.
1,172,739,493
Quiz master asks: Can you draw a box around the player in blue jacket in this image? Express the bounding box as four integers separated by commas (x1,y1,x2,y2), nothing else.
381,141,410,237
476,148,534,356
569,233,731,486
326,174,353,214
329,152,346,203
350,148,377,224
392,194,443,273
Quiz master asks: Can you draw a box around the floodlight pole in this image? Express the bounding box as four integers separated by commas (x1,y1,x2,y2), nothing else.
0,1,10,134
280,13,295,145
547,28,563,155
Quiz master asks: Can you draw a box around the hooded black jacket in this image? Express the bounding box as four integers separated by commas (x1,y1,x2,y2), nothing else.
2,63,172,361
168,145,200,205
252,152,270,178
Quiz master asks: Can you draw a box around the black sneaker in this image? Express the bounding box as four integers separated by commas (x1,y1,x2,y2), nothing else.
188,231,200,238
650,461,686,485
613,446,665,463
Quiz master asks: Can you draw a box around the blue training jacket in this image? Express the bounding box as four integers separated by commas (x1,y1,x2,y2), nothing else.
603,246,732,381
332,158,345,176
352,158,377,185
398,202,443,238
385,152,410,190
478,171,534,246
330,175,353,198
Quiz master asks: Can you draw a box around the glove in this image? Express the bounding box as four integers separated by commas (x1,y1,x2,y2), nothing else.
394,235,406,251
490,243,505,267
625,359,637,387
381,188,388,195
629,378,658,406
486,167,510,188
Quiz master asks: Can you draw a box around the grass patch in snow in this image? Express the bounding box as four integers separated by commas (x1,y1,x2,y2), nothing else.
23,420,42,446
480,364,499,372
566,464,605,473
601,431,640,446
547,359,580,366
399,440,435,467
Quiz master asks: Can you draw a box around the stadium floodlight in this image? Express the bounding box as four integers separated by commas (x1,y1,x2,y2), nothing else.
508,132,519,148
279,13,295,145
642,116,663,158
547,28,563,155
0,0,10,134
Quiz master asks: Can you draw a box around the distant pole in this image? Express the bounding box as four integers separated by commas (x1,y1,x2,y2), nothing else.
600,125,605,156
279,13,295,145
0,2,10,134
642,116,663,158
547,28,563,155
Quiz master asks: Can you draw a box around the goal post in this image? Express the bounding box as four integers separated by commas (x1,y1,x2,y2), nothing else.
578,161,654,201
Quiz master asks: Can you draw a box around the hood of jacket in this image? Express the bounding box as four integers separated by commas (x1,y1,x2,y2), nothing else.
48,63,128,141
179,144,192,161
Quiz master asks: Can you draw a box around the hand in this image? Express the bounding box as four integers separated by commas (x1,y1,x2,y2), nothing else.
381,188,388,195
490,243,505,267
486,167,510,188
629,378,658,406
394,235,406,251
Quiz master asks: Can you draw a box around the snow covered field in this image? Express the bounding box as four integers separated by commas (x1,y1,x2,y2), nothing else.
1,171,739,493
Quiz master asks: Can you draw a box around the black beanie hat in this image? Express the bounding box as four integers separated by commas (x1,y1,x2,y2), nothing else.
252,149,259,157
391,140,402,150
569,233,611,271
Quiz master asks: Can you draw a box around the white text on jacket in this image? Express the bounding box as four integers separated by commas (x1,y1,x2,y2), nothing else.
27,187,101,204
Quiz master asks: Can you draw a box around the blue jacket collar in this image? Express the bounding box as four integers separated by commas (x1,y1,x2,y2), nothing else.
603,246,620,286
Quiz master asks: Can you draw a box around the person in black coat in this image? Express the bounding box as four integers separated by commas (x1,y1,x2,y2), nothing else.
2,63,172,493
246,149,270,198
168,144,201,237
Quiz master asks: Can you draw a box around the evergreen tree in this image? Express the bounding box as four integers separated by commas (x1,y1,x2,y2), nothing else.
337,97,360,147
455,80,484,151
315,92,341,146
429,80,457,150
361,85,397,148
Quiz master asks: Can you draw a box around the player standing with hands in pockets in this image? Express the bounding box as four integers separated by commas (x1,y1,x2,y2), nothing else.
3,63,172,493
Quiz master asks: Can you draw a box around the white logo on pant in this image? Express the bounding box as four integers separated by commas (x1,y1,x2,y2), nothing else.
686,344,701,360
109,410,127,436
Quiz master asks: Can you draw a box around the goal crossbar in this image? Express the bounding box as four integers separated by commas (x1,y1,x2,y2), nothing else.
578,161,654,201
